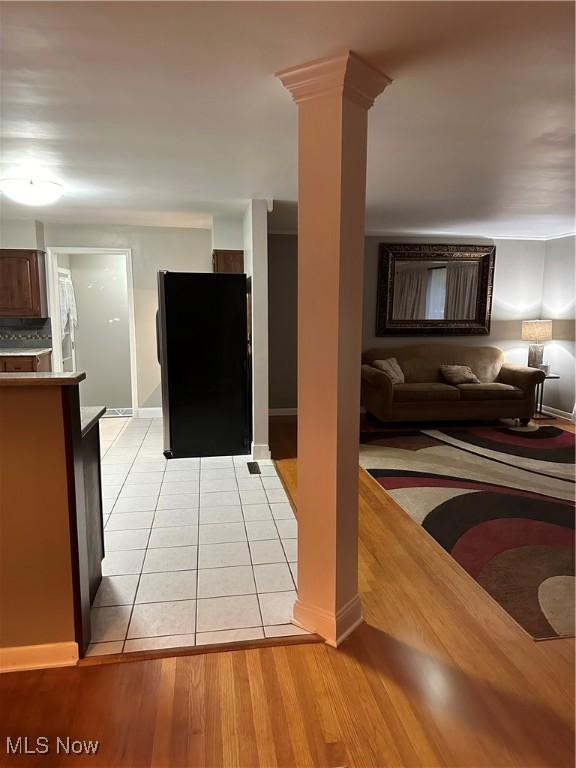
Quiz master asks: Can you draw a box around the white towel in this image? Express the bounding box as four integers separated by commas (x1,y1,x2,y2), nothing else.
58,277,78,333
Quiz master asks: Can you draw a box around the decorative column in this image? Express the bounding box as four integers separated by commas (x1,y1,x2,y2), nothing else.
277,51,391,645
243,199,271,460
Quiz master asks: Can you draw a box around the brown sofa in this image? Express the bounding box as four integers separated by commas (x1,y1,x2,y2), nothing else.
361,344,545,424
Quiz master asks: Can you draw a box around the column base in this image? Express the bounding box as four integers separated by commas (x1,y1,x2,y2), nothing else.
293,594,363,647
251,442,271,460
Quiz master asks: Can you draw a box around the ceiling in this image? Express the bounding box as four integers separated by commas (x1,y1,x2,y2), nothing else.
1,1,574,238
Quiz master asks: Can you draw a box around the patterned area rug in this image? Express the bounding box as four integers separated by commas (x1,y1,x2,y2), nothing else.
360,425,575,639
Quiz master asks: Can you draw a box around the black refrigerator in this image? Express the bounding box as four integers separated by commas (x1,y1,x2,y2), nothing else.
157,271,251,458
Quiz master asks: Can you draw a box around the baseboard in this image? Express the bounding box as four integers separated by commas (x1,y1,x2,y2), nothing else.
270,408,366,416
0,642,78,673
135,407,163,418
251,442,272,460
293,594,363,647
541,405,575,422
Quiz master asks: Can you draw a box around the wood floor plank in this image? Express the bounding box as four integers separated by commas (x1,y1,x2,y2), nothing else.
244,649,281,768
151,657,177,768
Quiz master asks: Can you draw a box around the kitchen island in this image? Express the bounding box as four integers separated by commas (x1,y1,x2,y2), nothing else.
0,372,105,672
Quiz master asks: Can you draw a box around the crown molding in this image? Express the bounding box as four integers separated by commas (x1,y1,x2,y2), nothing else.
269,227,575,243
276,50,391,109
541,232,576,241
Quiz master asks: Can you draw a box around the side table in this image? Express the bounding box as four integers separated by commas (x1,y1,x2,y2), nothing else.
533,373,560,420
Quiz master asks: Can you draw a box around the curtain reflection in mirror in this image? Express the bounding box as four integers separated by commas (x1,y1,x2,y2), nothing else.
393,267,427,319
393,260,479,320
445,262,479,319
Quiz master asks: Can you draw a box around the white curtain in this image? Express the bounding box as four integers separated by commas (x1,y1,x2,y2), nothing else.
393,268,427,319
444,263,478,320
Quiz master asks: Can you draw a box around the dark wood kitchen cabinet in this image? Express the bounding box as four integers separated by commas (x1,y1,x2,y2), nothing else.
0,250,48,317
0,352,52,373
212,249,244,274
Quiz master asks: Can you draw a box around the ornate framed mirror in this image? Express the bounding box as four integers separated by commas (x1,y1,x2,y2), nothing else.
376,243,495,336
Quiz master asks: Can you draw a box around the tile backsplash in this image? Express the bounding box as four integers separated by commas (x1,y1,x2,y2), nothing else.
0,318,52,348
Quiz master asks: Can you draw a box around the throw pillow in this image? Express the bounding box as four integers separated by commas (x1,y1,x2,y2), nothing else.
372,358,405,384
440,364,480,385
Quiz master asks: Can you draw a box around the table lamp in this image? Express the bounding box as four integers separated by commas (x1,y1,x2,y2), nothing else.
522,319,552,368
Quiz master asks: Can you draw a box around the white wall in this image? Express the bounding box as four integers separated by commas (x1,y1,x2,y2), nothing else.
44,223,212,408
243,201,270,458
212,216,243,251
541,236,575,415
0,218,44,249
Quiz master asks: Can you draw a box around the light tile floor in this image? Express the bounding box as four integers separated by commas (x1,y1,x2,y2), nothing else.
87,417,306,656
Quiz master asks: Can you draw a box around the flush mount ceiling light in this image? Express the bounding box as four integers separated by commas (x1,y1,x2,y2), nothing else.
0,176,64,206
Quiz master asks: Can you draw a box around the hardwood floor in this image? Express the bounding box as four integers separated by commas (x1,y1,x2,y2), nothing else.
0,417,573,767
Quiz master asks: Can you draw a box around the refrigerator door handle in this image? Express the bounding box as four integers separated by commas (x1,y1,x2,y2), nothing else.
155,310,161,363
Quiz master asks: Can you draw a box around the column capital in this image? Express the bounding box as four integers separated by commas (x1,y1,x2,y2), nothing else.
276,50,391,109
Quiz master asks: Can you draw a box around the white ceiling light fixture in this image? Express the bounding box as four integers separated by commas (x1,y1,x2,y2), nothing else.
0,175,65,206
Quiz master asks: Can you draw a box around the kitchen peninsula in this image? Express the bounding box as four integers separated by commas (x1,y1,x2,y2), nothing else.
0,372,105,672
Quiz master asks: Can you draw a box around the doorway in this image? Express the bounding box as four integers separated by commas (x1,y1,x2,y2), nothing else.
47,248,138,415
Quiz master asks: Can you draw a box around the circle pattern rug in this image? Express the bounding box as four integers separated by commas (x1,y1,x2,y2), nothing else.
360,425,575,639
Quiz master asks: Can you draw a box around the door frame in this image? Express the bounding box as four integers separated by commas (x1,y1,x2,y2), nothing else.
46,247,138,414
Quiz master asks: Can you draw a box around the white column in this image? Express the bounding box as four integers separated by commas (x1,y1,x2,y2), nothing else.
243,199,271,459
278,51,391,645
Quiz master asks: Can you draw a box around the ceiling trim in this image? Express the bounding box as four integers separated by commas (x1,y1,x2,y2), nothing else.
268,228,576,242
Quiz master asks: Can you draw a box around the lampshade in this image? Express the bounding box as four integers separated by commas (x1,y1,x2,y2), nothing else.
521,319,553,342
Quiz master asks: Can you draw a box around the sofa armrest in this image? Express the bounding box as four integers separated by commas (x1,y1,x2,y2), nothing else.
361,364,393,392
361,364,394,417
498,364,545,393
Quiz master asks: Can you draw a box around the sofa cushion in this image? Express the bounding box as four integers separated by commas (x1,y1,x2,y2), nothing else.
457,383,523,400
393,383,461,402
440,364,480,385
372,358,405,384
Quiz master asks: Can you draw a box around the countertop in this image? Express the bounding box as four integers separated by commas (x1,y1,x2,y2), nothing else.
0,347,52,356
0,372,86,386
81,406,106,437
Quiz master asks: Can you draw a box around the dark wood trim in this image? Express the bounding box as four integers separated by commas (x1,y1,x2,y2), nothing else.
61,385,91,656
375,243,495,336
82,422,105,604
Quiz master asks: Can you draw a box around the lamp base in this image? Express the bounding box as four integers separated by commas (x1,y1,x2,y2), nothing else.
527,344,544,368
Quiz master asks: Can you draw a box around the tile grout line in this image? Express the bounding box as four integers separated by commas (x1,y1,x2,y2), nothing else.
265,475,298,589
194,457,202,646
95,418,152,650
92,586,295,609
95,424,298,651
237,458,265,634
119,419,157,652
91,614,302,648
